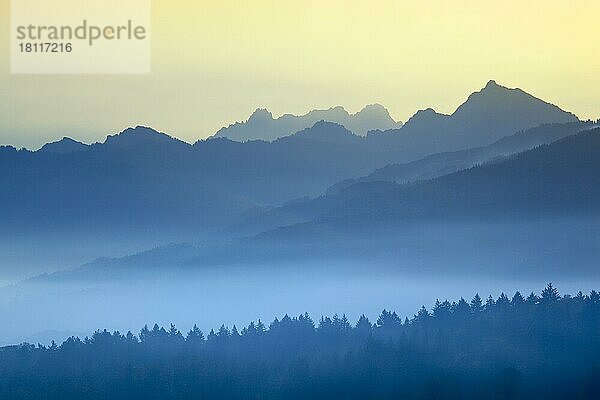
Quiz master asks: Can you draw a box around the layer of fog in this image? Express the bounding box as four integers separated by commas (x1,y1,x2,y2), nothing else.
0,227,210,284
0,217,597,346
1,266,598,346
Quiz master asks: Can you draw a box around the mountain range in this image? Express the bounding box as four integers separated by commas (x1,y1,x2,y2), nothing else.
328,121,593,194
223,121,596,237
1,80,598,346
213,104,402,141
35,127,600,282
0,80,589,280
365,80,578,161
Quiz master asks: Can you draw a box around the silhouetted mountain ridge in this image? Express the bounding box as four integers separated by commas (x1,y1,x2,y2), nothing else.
225,122,593,237
102,126,190,149
319,128,600,224
280,121,361,144
328,121,594,194
0,81,587,276
39,137,89,154
33,128,600,280
213,104,402,141
368,80,578,160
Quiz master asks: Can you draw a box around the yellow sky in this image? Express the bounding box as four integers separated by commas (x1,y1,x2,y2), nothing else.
1,0,599,148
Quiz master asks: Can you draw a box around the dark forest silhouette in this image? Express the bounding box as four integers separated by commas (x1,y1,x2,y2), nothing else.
1,284,599,399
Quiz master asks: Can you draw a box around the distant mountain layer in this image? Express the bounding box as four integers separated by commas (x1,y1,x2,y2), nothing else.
1,123,379,235
36,127,600,281
214,80,577,153
328,121,594,194
317,128,600,224
225,121,594,237
0,81,584,248
191,127,600,270
366,80,578,161
213,104,402,141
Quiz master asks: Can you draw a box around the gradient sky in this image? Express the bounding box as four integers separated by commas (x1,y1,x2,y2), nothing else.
1,0,599,149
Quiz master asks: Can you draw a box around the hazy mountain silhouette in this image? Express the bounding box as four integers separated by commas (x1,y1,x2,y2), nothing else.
34,128,600,281
0,81,585,279
190,122,383,206
9,129,598,351
226,121,593,236
102,126,190,149
213,104,402,141
290,121,365,144
39,137,89,154
367,80,578,160
319,128,600,223
328,121,594,195
1,121,382,263
1,126,253,233
188,128,600,272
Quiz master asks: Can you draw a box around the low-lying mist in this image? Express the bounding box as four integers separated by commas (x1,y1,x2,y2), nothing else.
0,217,597,346
1,266,598,346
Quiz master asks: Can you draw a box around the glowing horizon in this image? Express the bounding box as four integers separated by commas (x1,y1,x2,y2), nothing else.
1,0,599,149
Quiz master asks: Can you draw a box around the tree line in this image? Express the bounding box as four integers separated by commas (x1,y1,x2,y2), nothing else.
1,284,599,399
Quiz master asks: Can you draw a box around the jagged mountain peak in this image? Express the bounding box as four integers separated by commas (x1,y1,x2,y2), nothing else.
248,108,274,122
484,79,500,89
453,80,577,120
393,80,580,152
214,104,401,141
